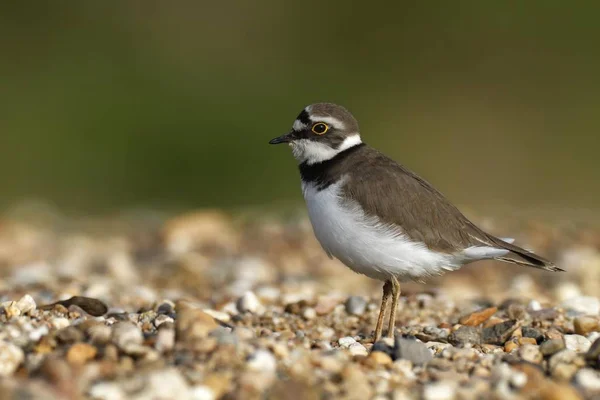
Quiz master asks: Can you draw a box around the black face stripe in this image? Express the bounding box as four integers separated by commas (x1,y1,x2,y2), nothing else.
296,109,311,125
299,143,366,189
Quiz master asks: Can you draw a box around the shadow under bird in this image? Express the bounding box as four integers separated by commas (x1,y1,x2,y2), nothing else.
269,103,562,342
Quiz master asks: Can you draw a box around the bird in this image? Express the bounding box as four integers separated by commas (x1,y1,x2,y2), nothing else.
269,103,562,342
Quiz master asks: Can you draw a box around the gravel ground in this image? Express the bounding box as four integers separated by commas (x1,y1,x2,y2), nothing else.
1,210,600,399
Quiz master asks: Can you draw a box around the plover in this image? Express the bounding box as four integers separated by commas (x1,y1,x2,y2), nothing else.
269,103,561,342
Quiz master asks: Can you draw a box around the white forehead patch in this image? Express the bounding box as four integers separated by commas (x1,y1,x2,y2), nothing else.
308,115,345,130
293,119,307,131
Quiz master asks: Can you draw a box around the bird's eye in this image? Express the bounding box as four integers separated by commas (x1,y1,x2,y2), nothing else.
311,123,329,135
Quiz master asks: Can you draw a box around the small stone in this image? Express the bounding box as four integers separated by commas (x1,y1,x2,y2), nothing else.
482,320,518,345
66,343,97,365
564,334,592,353
574,368,600,392
562,296,600,315
551,362,579,382
522,327,544,343
89,383,125,400
154,314,174,327
156,327,175,353
56,326,84,344
0,341,24,377
50,317,70,330
156,301,175,315
574,316,599,336
1,302,20,319
314,296,339,315
190,386,216,400
16,294,36,314
176,303,219,341
236,291,264,315
504,340,518,353
365,351,393,367
348,342,368,357
519,344,543,364
338,336,357,348
459,307,497,326
518,337,538,346
202,309,230,323
247,350,276,373
540,339,566,356
302,307,316,320
345,296,367,316
394,336,433,365
88,324,112,345
586,337,600,365
111,322,143,351
448,326,482,346
423,381,456,400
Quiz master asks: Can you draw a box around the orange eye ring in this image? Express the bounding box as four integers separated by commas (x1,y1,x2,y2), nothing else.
311,123,329,135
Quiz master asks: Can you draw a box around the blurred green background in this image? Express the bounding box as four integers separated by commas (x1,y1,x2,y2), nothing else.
1,2,599,216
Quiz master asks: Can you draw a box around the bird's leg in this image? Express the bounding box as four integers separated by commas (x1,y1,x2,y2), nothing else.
373,280,392,342
386,276,401,339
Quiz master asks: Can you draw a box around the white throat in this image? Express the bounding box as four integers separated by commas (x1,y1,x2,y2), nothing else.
291,134,362,165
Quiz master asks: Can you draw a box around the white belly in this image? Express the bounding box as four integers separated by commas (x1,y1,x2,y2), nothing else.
302,179,462,281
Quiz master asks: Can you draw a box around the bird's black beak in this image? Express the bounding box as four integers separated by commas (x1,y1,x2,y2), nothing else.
269,132,294,145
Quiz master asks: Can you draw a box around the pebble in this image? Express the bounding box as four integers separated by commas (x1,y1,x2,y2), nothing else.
423,381,457,400
49,317,71,330
176,304,218,340
394,336,433,365
111,322,143,351
0,341,24,377
521,326,544,343
348,343,369,357
89,382,126,400
2,301,21,319
156,327,175,353
459,307,497,326
88,324,112,344
448,326,481,346
564,334,592,353
16,294,37,314
247,350,277,373
519,344,543,364
190,386,217,400
236,291,264,315
574,368,600,392
562,296,600,315
574,316,599,336
66,342,97,365
302,307,316,320
586,337,600,365
540,339,566,356
481,320,518,345
338,336,357,348
365,351,393,367
344,296,367,316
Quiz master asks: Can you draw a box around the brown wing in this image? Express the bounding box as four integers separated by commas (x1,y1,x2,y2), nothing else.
341,146,560,271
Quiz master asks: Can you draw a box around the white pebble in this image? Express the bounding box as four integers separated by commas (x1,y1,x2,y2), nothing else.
89,382,126,400
0,341,24,377
527,299,542,311
562,296,600,315
50,317,70,330
236,291,264,315
111,322,143,351
348,342,368,356
247,350,277,373
16,294,36,314
564,334,592,353
202,309,230,323
190,385,216,400
302,307,316,320
575,368,600,391
423,381,457,400
338,336,356,348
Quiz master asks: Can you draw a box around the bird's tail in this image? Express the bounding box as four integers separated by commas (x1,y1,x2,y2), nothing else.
490,236,563,272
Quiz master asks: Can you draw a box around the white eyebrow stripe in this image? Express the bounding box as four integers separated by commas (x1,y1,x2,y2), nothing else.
293,120,308,131
308,115,345,130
